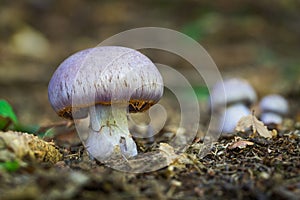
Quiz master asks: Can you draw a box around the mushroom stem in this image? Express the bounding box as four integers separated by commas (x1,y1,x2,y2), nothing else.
86,104,138,161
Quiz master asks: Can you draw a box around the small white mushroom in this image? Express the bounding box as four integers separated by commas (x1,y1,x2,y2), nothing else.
260,112,283,125
219,103,251,133
259,94,289,125
210,78,257,109
210,78,256,133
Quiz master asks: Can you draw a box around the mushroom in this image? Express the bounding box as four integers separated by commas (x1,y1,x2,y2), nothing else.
259,94,289,125
219,103,251,133
210,78,257,108
210,78,257,133
48,46,164,161
260,112,283,125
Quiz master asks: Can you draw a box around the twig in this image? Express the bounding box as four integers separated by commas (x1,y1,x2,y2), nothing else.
37,120,74,133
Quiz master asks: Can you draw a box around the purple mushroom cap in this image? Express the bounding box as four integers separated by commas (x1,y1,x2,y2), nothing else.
48,46,164,119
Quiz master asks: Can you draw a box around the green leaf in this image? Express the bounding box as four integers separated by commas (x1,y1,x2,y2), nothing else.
0,160,20,172
0,100,18,130
0,100,18,123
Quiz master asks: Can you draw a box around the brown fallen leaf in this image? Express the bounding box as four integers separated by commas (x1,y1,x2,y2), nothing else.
235,111,272,138
228,140,254,149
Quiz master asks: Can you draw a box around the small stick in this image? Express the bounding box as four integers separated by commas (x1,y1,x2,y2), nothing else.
38,121,74,132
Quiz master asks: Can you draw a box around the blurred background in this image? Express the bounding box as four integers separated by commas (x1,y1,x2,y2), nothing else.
0,0,299,126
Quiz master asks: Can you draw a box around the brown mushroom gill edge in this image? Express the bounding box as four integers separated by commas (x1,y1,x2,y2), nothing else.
58,99,157,119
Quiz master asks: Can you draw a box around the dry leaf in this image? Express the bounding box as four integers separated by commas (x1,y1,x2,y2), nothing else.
0,131,62,164
235,112,272,138
228,140,254,149
159,143,178,165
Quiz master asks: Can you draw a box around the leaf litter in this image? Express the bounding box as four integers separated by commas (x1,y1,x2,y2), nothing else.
235,111,273,138
0,116,299,199
228,137,254,149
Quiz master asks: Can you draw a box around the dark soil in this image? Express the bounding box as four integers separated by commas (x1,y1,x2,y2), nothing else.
1,126,299,200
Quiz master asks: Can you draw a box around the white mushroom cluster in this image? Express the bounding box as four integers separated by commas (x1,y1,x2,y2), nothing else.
210,78,289,134
259,94,289,125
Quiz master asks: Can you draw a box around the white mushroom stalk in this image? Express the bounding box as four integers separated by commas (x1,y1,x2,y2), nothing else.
86,104,137,160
